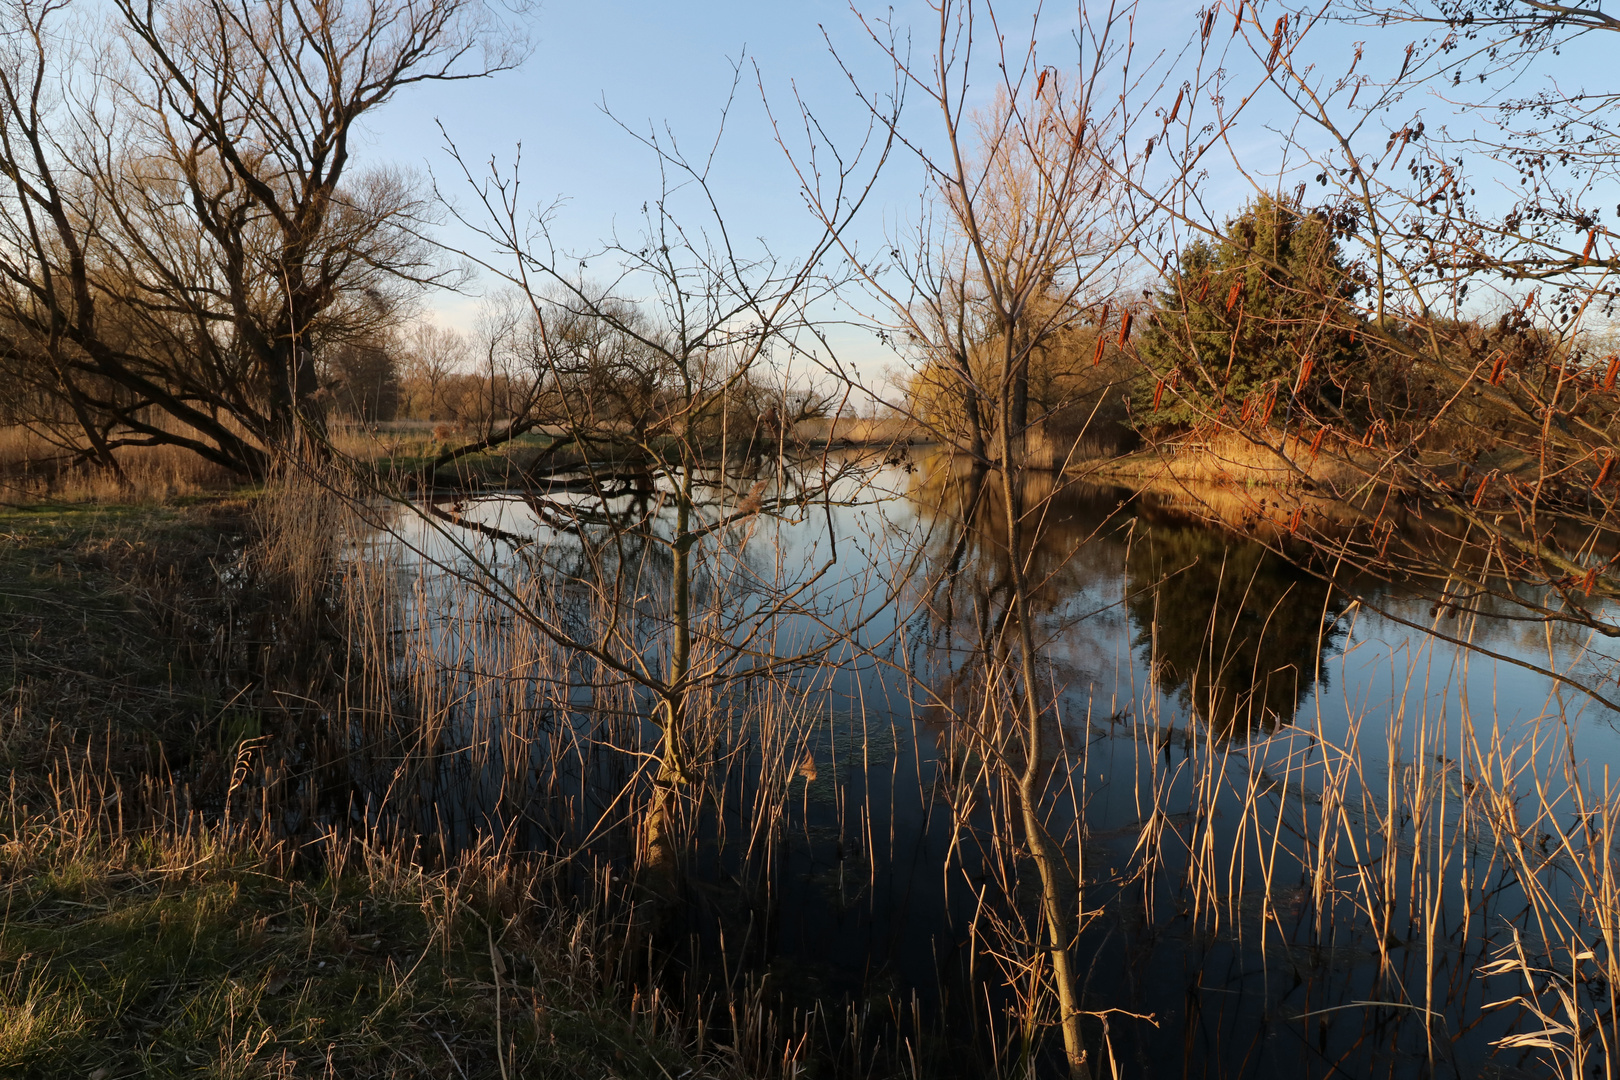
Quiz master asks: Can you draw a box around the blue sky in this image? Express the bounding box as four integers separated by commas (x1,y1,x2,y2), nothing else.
358,0,1236,388
359,2,905,325
353,1,1615,381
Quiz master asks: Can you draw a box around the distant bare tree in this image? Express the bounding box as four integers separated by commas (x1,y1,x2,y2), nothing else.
325,337,401,423
397,322,469,420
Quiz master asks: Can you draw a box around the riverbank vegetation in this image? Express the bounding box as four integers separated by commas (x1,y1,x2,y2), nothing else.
5,0,1620,1076
0,494,791,1079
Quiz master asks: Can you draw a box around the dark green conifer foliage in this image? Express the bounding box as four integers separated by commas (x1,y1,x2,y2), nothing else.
1138,195,1363,431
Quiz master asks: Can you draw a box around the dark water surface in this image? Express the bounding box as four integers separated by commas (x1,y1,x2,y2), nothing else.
381,456,1620,1078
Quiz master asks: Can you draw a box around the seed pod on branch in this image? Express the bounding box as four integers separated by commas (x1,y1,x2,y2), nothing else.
1266,16,1288,71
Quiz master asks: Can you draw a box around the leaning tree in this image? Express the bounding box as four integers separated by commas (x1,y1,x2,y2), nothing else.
0,0,521,478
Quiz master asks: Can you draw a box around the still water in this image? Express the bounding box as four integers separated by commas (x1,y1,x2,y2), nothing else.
381,453,1620,1078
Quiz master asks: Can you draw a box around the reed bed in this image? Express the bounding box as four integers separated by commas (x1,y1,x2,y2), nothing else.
0,424,238,501
316,460,1620,1077
0,475,791,1080
0,422,441,504
907,662,1619,1074
12,457,1615,1077
318,481,937,1078
1074,617,1620,1076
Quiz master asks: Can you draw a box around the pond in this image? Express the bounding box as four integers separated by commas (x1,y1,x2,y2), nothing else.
367,449,1620,1078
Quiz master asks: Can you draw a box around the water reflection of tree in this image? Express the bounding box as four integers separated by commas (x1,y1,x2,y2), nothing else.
432,458,845,694
1128,517,1346,735
906,450,1349,740
903,446,1142,1077
910,452,1126,623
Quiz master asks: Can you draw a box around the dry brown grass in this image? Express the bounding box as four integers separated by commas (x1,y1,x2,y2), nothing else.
1089,425,1370,489
792,415,925,445
1074,425,1397,535
0,421,450,505
0,425,238,502
0,486,775,1080
326,421,441,464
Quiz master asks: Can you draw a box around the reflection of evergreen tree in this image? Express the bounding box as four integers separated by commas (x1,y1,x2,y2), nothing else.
1128,523,1344,734
903,451,1348,736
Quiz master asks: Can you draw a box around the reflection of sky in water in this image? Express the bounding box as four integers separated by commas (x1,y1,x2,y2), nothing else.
372,456,1620,1078
383,454,1620,789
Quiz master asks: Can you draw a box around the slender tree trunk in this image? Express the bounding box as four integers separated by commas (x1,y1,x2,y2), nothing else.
1009,346,1030,457
1002,332,1030,468
950,349,989,462
964,383,988,461
645,470,693,879
998,375,1090,1080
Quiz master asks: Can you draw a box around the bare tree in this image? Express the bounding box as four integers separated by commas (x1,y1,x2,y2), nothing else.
777,3,1195,1073
396,321,468,420
377,79,899,886
0,0,521,478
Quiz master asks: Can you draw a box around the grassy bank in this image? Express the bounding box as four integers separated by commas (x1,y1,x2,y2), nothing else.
0,496,740,1079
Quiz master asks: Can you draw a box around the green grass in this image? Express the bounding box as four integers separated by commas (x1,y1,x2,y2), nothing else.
0,826,716,1079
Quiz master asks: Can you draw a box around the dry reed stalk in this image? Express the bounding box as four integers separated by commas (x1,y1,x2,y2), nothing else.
0,424,239,501
229,445,1620,1077
1111,625,1620,1077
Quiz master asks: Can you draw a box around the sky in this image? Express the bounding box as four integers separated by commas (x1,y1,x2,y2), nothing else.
352,1,1617,385
359,1,912,326
357,0,1237,390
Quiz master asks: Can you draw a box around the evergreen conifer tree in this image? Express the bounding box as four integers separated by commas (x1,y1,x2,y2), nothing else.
1138,196,1364,432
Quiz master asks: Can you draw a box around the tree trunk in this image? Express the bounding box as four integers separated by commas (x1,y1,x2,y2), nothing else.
644,475,693,881
951,348,989,461
998,376,1090,1080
